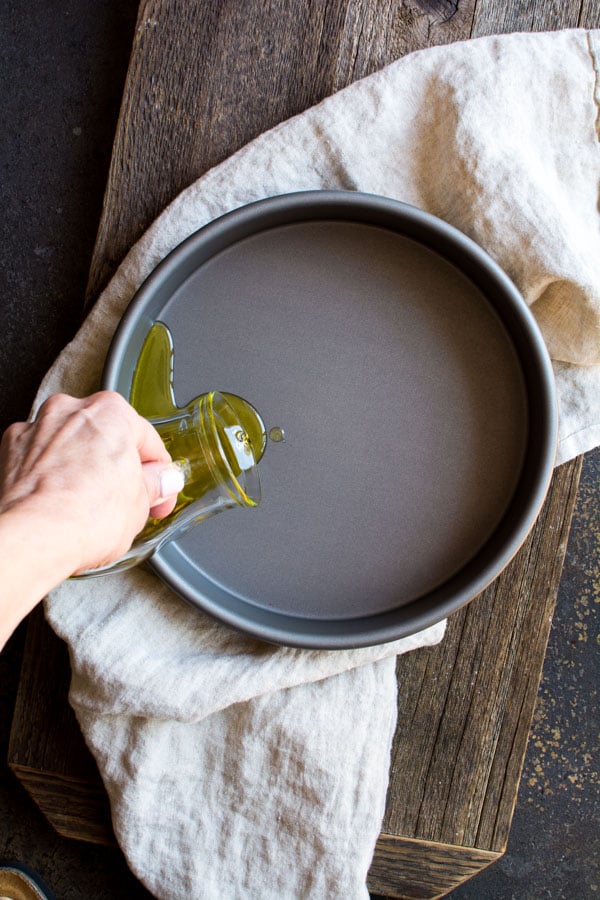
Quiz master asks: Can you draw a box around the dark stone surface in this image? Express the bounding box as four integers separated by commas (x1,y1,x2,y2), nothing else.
0,2,151,897
0,1,598,897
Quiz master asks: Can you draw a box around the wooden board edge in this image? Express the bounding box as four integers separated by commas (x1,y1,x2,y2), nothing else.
368,831,501,899
8,763,117,847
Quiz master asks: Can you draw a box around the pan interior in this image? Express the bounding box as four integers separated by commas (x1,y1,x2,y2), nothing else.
151,220,528,620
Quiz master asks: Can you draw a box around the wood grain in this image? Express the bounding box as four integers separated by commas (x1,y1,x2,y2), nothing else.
9,763,116,847
471,0,584,36
9,1,598,898
579,0,600,28
368,833,500,899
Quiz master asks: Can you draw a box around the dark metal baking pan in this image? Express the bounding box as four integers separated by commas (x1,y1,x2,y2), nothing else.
103,191,557,648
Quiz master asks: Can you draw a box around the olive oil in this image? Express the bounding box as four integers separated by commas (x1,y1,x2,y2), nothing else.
130,321,266,544
130,320,268,461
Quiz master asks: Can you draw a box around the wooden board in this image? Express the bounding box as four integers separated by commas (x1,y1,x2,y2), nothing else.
9,1,597,897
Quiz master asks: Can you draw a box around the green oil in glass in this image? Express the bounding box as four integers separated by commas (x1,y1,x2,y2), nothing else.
130,320,267,461
130,320,267,542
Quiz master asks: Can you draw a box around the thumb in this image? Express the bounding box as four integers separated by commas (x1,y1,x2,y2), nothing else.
142,460,186,518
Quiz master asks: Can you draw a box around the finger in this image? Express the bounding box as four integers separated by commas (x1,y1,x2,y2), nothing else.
148,497,178,519
0,421,29,449
34,393,80,422
131,410,173,465
142,460,186,513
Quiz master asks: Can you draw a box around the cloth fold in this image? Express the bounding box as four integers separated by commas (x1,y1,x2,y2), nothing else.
39,29,599,899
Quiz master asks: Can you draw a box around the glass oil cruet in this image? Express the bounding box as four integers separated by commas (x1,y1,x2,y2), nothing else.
76,322,270,577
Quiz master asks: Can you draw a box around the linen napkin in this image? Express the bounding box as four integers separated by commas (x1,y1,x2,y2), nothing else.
36,29,600,899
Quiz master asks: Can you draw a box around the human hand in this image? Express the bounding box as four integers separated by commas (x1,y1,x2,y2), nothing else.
0,392,183,575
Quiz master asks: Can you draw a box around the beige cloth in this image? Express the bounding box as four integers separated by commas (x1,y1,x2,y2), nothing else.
38,29,600,899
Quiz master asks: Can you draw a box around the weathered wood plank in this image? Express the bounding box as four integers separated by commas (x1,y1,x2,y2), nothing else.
579,0,600,28
367,833,500,899
471,0,584,36
9,763,117,847
333,0,477,88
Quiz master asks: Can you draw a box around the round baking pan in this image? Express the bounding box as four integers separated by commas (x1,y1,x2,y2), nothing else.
103,191,557,648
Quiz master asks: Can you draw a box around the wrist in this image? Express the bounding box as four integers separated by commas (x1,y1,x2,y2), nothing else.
1,487,86,559
0,501,80,649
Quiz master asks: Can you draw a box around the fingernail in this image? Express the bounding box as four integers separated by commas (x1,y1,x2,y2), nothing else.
158,464,186,499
